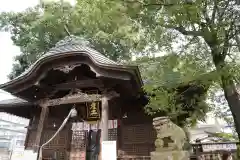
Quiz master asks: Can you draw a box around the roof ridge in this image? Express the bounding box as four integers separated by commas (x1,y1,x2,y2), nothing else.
54,35,91,48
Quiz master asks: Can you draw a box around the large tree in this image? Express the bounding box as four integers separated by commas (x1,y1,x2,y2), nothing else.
133,54,212,127
119,0,240,137
1,0,236,130
0,0,211,127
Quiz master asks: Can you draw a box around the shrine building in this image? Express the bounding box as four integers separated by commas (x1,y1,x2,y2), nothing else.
0,36,156,160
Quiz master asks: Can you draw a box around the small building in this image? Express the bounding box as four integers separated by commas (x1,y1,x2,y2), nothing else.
189,113,231,143
0,112,28,148
0,112,28,159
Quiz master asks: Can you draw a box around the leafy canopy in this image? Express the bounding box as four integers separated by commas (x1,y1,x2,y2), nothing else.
0,0,224,126
132,54,212,126
0,1,140,79
122,0,240,133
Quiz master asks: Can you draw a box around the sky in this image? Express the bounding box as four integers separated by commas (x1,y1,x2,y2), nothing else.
0,0,75,100
0,0,39,100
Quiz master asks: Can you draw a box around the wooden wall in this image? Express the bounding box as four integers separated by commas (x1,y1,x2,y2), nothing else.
24,101,156,160
25,117,72,160
117,110,156,159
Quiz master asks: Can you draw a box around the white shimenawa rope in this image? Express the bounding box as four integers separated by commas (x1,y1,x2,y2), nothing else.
38,108,77,160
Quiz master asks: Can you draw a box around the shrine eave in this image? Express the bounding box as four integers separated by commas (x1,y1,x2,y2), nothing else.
0,98,35,118
0,98,32,107
0,51,142,93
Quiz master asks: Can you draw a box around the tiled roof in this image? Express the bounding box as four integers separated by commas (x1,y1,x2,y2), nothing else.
16,35,118,79
0,35,142,99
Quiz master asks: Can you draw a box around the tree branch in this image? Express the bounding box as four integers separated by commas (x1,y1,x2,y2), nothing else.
143,3,175,7
124,0,193,7
174,26,202,36
222,21,234,58
235,34,240,52
211,0,218,24
178,36,198,55
217,0,230,24
202,1,211,24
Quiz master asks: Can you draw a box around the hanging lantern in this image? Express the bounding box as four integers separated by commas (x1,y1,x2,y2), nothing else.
70,107,78,118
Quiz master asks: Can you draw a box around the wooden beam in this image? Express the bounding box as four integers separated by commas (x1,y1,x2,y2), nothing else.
101,95,109,141
100,91,119,141
39,91,101,107
100,91,119,160
34,105,49,152
53,79,104,90
24,118,33,149
33,79,104,98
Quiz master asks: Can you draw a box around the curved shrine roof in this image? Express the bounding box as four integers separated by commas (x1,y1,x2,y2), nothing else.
19,36,118,78
0,36,143,93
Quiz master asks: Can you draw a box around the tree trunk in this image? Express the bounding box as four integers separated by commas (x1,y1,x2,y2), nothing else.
221,75,240,139
212,50,240,139
183,126,191,151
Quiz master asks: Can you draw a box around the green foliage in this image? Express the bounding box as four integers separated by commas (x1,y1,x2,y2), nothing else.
216,132,238,141
132,54,212,126
123,0,240,132
0,1,139,79
2,0,239,128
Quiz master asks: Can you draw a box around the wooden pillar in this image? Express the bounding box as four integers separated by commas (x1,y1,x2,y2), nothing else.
34,105,49,152
101,94,109,141
24,117,33,149
100,91,119,160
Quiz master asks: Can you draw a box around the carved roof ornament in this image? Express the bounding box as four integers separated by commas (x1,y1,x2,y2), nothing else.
54,64,80,73
54,35,92,48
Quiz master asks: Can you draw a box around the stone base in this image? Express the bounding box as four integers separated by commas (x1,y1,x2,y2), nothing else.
151,150,189,160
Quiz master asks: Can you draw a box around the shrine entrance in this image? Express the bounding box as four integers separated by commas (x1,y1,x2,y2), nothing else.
70,119,118,160
24,95,120,160
0,36,151,160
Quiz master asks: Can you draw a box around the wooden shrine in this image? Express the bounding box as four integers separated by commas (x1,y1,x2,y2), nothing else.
0,36,154,160
0,36,210,160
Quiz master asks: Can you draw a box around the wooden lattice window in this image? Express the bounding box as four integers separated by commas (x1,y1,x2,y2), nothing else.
108,128,117,141
121,123,155,157
71,130,87,150
70,130,87,160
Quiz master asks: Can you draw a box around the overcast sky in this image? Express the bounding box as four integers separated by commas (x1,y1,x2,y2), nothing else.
0,0,76,100
0,0,39,100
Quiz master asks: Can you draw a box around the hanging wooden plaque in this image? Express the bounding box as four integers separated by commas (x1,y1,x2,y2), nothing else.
86,101,100,120
85,90,100,121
